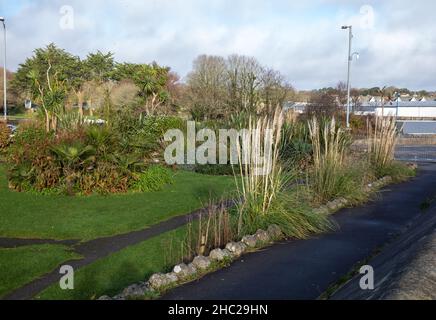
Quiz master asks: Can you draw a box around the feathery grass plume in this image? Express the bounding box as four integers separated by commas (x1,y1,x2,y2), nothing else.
233,107,285,236
232,108,333,238
368,116,398,168
308,117,349,203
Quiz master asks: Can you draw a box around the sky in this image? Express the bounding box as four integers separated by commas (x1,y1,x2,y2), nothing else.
1,0,435,91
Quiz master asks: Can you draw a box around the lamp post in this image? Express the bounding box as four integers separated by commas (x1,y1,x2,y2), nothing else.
341,25,359,128
395,91,400,118
0,17,6,121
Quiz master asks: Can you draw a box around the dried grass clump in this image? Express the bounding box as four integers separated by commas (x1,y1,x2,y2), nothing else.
368,116,398,168
234,108,284,236
233,109,332,237
308,117,349,203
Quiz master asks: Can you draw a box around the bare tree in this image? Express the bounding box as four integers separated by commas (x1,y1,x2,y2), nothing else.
186,55,228,120
306,90,341,119
260,68,294,113
226,55,262,113
336,81,348,106
184,54,294,120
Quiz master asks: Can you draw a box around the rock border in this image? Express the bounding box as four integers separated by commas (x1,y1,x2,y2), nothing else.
99,175,395,300
98,224,285,300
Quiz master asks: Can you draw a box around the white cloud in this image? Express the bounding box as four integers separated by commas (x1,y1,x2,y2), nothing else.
2,0,436,90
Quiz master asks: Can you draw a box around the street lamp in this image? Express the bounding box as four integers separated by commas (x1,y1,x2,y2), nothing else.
395,91,400,117
0,17,6,121
341,25,359,128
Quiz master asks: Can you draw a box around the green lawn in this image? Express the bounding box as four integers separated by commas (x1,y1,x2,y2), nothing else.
0,244,82,298
0,166,235,241
36,226,187,300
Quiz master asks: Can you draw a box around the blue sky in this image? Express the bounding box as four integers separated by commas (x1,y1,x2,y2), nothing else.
1,0,435,90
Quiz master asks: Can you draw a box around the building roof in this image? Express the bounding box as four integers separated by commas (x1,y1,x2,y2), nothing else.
399,121,436,134
379,101,436,108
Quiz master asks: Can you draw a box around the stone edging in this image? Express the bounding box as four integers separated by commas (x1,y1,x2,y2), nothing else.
98,176,394,300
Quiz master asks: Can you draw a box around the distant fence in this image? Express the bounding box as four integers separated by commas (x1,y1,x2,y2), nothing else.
394,120,436,162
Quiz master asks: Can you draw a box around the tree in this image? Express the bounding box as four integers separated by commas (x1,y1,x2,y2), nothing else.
83,51,115,83
186,55,228,120
0,68,18,108
114,62,170,116
226,55,262,114
260,68,294,113
184,54,293,120
12,44,80,100
336,81,347,106
28,61,67,132
306,90,341,119
79,51,116,116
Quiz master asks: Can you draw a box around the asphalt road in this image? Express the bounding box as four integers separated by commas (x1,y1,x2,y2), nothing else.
395,145,436,162
162,163,436,300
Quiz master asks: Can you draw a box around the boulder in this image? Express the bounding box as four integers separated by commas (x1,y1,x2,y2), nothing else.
225,242,245,257
192,256,211,270
209,248,228,261
326,200,340,211
337,198,348,206
254,229,270,243
165,272,179,283
241,235,258,248
237,241,248,252
173,263,197,279
407,163,418,170
267,224,283,239
221,249,232,258
98,295,113,300
121,282,148,298
148,273,172,290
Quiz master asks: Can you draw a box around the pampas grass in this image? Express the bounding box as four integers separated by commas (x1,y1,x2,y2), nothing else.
308,117,349,203
368,116,398,168
233,109,332,238
234,108,285,236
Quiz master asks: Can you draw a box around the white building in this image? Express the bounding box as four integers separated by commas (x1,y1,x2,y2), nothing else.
375,101,436,118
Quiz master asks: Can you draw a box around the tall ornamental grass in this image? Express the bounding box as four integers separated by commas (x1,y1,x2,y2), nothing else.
308,117,350,203
234,109,332,238
368,116,398,168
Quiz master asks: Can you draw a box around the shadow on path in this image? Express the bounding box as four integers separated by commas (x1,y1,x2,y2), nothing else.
161,163,436,300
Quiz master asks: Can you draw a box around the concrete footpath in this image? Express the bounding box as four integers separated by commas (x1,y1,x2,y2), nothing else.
162,163,436,300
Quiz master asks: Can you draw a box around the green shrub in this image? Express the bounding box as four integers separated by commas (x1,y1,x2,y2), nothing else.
132,165,174,192
7,124,138,195
0,122,11,150
374,161,416,183
7,123,60,192
194,164,234,176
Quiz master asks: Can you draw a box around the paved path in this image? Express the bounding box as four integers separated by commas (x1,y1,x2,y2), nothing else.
3,199,236,300
0,238,79,248
162,163,436,300
331,207,436,300
395,145,436,162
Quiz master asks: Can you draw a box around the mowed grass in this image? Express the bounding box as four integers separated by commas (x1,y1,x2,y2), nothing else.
0,166,235,241
0,244,82,298
36,226,187,300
